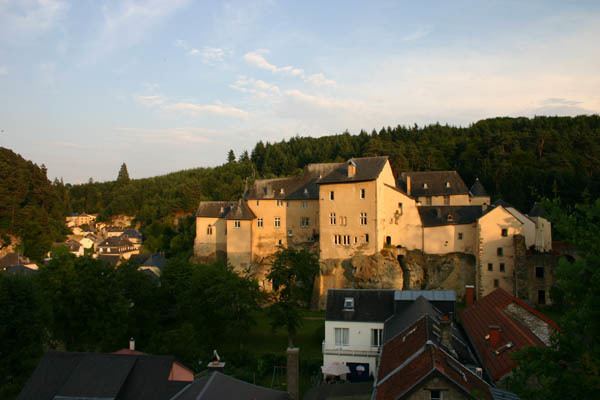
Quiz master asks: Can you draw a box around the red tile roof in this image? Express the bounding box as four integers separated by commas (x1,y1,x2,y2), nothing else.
375,344,492,400
460,288,559,382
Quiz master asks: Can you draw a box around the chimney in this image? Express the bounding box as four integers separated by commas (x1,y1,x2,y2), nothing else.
129,337,135,351
207,349,226,373
406,175,411,195
465,285,475,307
487,326,502,348
347,161,356,178
439,315,456,357
286,347,299,400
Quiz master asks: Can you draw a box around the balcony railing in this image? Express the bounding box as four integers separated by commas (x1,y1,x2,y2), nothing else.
322,341,381,357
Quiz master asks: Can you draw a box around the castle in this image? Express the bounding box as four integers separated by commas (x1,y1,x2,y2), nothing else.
194,156,552,300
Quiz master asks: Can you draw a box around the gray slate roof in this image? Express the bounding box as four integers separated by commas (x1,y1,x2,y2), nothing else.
325,289,395,322
196,201,255,220
528,202,546,218
318,156,389,184
469,178,488,197
18,351,186,400
418,206,483,227
172,371,290,400
399,171,469,197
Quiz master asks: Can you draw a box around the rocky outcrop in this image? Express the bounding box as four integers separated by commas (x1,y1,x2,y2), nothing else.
314,248,477,309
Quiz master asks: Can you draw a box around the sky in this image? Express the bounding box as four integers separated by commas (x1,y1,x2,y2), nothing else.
1,0,599,183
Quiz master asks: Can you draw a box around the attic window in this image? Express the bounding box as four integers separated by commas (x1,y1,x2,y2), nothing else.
447,214,454,222
343,297,354,309
445,181,451,188
494,342,514,355
423,183,429,189
280,188,285,195
304,188,309,195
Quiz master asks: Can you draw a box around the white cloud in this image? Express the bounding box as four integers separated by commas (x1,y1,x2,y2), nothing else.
230,76,280,98
284,90,360,110
175,40,229,64
243,50,335,86
116,127,214,144
134,95,166,107
0,0,68,40
134,92,248,119
0,66,8,76
305,73,336,87
401,26,432,42
165,102,249,118
87,0,190,61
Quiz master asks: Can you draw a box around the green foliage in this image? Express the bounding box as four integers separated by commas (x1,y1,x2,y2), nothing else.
0,273,48,399
267,248,320,346
117,162,130,184
509,199,600,399
0,147,68,260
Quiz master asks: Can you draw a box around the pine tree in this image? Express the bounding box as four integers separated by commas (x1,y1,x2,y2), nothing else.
117,163,130,183
227,150,236,163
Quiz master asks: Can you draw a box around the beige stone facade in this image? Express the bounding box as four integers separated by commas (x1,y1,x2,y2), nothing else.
193,156,552,299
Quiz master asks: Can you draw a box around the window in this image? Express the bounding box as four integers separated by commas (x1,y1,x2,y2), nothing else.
365,233,369,243
430,390,442,400
257,218,264,228
278,239,283,245
494,279,499,288
334,234,341,245
423,183,429,189
499,263,505,272
497,247,504,256
458,232,463,240
334,328,349,346
277,200,284,207
398,203,403,215
445,181,451,188
234,220,241,229
329,213,336,225
343,297,354,309
342,235,351,246
256,200,260,206
340,216,347,226
301,217,310,227
536,266,545,279
371,328,383,347
426,196,432,205
538,290,546,305
274,217,281,228
501,228,508,237
354,236,358,244
360,212,368,225
207,225,213,235
488,263,493,271
302,200,308,208
360,188,366,199
444,195,450,205
329,191,335,200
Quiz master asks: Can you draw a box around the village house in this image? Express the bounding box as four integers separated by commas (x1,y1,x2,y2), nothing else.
194,156,553,298
97,236,138,263
65,212,97,228
460,287,559,385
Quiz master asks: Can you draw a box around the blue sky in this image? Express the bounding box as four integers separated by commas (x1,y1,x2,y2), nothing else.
1,0,599,183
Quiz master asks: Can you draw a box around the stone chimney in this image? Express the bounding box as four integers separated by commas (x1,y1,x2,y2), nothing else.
487,326,502,348
129,337,135,351
439,315,456,357
406,175,411,195
465,285,475,307
287,347,299,400
347,160,356,178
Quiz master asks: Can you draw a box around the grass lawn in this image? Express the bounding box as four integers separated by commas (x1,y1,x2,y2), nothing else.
221,308,325,396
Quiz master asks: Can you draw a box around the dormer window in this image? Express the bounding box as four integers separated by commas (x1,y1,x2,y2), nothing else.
343,297,354,309
445,181,451,188
423,183,428,189
280,188,285,195
447,214,454,222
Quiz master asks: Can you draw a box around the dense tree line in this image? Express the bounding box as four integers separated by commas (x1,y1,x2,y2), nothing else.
67,116,600,226
0,251,263,398
0,147,68,260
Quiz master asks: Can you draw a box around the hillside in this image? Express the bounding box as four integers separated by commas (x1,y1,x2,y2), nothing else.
0,147,68,260
68,115,600,222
